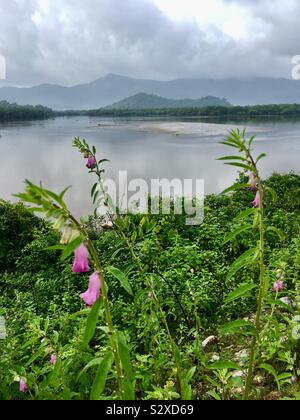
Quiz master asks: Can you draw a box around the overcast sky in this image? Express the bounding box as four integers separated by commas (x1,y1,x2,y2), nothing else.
0,0,299,87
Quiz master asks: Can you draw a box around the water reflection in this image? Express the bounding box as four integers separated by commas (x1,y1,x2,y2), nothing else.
0,116,299,217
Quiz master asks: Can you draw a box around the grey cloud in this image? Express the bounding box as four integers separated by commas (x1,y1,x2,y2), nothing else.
0,0,299,87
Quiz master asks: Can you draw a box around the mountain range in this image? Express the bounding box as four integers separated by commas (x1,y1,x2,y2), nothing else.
1,74,300,110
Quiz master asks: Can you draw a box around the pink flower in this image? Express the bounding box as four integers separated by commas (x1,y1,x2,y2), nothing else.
19,378,27,393
72,244,90,274
80,272,101,306
248,173,258,191
86,156,97,169
50,354,57,366
273,281,284,292
251,191,260,208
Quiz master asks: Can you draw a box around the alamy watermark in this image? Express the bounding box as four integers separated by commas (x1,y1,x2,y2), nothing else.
96,171,205,226
0,54,6,79
291,55,300,80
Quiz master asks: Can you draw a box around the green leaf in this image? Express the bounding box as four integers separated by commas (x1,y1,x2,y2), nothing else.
61,236,84,261
224,283,257,305
43,245,64,252
256,153,267,163
25,345,47,367
277,373,292,382
82,299,103,348
207,390,221,400
265,297,293,311
249,135,256,148
91,183,99,198
234,208,257,221
259,363,277,377
220,320,258,338
266,226,285,242
107,267,133,296
223,225,253,244
59,186,72,204
93,190,100,205
90,352,114,400
15,193,41,205
77,357,104,382
226,248,259,281
208,361,241,371
25,207,45,213
117,332,135,400
44,189,64,205
221,183,249,195
186,366,196,383
259,363,280,390
98,159,110,165
220,319,253,333
220,141,240,149
265,186,278,202
48,358,62,387
218,156,245,161
224,162,254,172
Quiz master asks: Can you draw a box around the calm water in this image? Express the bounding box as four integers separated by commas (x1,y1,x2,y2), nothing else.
1,116,300,216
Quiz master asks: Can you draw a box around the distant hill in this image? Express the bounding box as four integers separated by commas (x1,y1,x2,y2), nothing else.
107,93,231,109
1,74,300,109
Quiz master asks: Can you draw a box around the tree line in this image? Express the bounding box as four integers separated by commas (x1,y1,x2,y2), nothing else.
83,103,300,117
3,100,300,121
0,101,54,121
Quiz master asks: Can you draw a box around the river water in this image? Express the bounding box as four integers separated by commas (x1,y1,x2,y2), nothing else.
0,116,299,215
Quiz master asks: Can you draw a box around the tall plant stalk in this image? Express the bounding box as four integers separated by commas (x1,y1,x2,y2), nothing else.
219,129,269,400
67,213,124,397
243,181,265,400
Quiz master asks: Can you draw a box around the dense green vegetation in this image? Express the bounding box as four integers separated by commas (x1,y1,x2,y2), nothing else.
1,100,300,122
107,93,231,109
85,103,300,118
0,101,54,121
1,154,300,400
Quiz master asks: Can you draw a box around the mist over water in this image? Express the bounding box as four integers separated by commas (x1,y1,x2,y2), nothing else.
1,116,300,217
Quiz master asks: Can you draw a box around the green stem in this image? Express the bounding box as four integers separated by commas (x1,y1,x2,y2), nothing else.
68,213,124,399
243,182,265,400
86,239,124,398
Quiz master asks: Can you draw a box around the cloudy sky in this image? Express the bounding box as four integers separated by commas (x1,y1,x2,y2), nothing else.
0,0,299,87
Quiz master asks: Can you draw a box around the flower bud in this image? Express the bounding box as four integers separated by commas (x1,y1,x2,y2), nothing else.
19,378,27,393
86,155,97,169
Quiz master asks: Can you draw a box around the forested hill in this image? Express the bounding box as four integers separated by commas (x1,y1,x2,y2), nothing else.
107,93,231,109
0,101,54,121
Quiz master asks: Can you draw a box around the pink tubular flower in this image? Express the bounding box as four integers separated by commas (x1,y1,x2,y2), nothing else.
80,272,101,306
251,191,261,208
273,281,284,292
248,173,258,191
72,244,90,274
50,354,57,366
86,155,97,169
19,378,27,393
